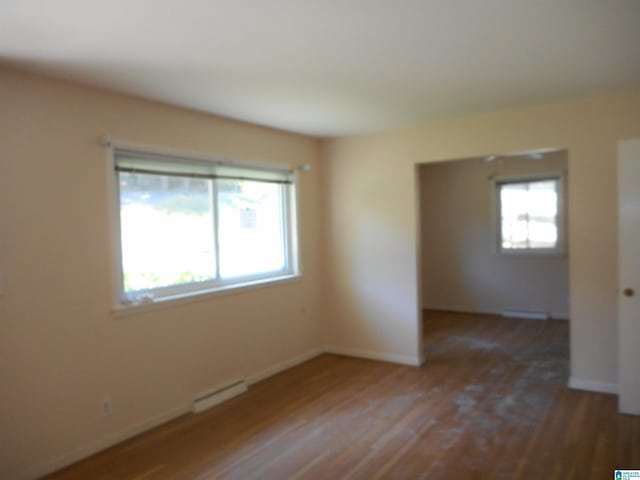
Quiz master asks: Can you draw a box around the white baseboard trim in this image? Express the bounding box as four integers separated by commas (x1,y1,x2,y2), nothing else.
502,310,550,320
246,347,325,385
18,402,191,480
425,304,498,316
20,344,421,479
425,305,569,321
324,345,422,366
18,346,325,480
568,377,618,395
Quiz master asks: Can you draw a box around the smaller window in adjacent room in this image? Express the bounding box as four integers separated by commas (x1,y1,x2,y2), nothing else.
110,145,299,307
495,176,564,253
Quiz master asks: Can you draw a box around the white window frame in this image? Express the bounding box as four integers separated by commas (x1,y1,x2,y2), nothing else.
492,172,566,255
106,139,301,312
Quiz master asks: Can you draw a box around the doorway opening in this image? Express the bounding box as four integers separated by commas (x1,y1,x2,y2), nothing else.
417,149,570,366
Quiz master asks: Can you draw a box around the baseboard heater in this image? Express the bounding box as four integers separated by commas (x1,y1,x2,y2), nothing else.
502,310,550,320
192,378,247,414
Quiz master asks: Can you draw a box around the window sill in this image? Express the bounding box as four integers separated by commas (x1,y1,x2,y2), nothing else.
111,273,302,319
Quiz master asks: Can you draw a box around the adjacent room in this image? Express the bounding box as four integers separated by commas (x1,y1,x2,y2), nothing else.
1,1,640,479
419,149,570,354
420,150,570,322
418,152,572,463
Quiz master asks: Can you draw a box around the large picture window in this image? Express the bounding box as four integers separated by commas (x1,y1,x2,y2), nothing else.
112,148,298,306
496,176,564,253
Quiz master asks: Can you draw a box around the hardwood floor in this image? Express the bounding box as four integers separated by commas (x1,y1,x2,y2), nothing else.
46,311,639,479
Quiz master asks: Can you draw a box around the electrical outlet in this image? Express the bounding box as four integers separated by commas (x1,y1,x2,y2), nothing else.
100,398,112,417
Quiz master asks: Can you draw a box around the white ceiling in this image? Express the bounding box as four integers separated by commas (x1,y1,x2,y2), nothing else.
1,1,639,137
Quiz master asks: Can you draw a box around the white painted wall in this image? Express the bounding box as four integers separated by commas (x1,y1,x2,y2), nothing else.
321,136,424,365
0,68,323,480
419,152,569,318
323,88,640,393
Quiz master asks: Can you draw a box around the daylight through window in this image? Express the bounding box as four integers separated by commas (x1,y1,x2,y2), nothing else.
497,177,562,252
113,149,297,305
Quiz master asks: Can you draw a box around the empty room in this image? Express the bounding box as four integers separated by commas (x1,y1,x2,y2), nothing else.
1,1,640,479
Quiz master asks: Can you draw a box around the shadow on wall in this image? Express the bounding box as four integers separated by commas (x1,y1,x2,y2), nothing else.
351,211,417,347
419,150,569,319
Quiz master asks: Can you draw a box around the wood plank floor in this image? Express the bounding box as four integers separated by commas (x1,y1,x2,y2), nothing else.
46,311,639,479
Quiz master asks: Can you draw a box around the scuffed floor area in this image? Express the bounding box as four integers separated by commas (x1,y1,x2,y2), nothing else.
47,311,638,479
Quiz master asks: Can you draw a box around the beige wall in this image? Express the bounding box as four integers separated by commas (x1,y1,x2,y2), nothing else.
321,134,423,364
323,88,640,382
420,152,569,318
0,68,323,479
3,64,640,480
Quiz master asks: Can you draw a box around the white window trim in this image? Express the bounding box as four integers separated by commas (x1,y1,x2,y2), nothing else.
111,274,302,318
492,171,567,256
104,138,302,313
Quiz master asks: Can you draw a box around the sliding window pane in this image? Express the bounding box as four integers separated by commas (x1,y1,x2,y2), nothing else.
119,173,216,292
527,180,558,248
218,180,286,279
500,183,529,249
